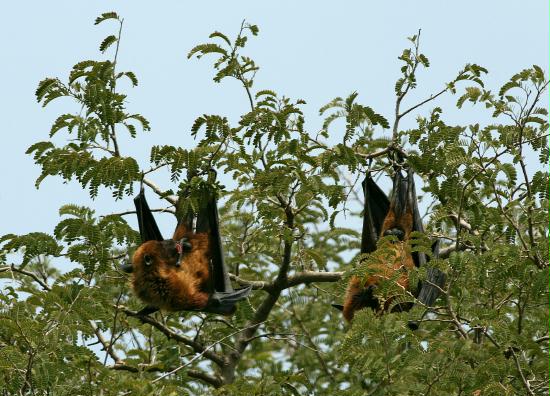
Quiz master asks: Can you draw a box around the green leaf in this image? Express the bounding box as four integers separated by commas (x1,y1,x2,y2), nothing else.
99,35,117,53
94,12,119,25
187,43,228,59
209,31,231,45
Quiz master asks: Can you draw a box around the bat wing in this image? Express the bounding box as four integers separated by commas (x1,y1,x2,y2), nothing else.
394,169,447,305
361,174,390,254
401,168,428,268
202,286,254,314
416,239,447,307
134,189,164,242
196,193,251,311
331,174,389,314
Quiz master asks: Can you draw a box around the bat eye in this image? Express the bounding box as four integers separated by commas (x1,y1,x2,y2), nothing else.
144,254,154,266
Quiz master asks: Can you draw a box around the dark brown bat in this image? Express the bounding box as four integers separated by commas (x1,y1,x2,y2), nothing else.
122,189,251,315
334,168,445,322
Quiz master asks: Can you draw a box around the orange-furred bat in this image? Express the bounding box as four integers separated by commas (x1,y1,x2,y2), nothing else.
121,189,251,315
333,168,445,322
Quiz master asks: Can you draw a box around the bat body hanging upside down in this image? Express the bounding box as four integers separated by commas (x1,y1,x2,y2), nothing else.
336,168,445,322
122,190,251,316
131,231,211,313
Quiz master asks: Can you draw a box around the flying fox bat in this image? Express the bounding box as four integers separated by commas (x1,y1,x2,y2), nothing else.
333,168,446,322
122,189,251,316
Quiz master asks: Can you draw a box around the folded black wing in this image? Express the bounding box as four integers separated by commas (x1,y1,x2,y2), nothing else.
416,239,447,307
134,189,164,242
361,174,390,254
196,193,251,312
392,169,446,307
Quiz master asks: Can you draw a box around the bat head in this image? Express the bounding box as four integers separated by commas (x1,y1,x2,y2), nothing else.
123,237,193,274
131,239,181,274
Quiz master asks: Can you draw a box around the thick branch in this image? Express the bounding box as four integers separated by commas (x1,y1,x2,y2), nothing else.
225,212,296,383
230,271,344,297
229,273,272,291
187,369,223,388
111,363,164,373
285,271,343,288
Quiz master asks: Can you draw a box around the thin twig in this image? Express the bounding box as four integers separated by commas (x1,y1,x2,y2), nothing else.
151,320,269,384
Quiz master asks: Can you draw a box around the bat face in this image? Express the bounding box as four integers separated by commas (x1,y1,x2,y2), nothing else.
132,239,180,274
129,235,212,312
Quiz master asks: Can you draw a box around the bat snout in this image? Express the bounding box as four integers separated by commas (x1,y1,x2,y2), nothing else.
383,227,405,241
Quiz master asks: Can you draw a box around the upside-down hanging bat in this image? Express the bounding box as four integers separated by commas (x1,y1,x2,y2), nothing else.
333,168,446,322
121,189,251,315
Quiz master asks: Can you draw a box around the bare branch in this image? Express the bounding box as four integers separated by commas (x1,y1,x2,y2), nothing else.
102,207,176,217
399,87,448,119
535,335,549,343
89,320,123,365
285,271,344,288
187,369,223,388
152,320,269,384
510,348,535,396
142,178,178,205
0,265,51,291
229,273,272,291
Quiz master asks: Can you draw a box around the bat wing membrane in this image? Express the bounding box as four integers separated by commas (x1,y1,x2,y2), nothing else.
133,189,164,242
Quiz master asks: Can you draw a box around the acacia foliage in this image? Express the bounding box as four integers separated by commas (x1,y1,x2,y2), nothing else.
0,13,548,396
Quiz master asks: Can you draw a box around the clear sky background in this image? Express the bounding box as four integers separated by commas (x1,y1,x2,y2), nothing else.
0,1,548,251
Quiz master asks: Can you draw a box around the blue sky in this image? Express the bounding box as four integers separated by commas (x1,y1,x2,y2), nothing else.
0,1,548,246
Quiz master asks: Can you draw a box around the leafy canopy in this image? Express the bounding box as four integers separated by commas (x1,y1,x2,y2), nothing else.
0,13,548,396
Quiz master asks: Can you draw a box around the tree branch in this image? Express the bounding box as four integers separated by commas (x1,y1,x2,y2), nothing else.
0,265,51,291
399,87,448,119
229,273,272,291
510,348,535,396
118,306,225,367
89,320,123,365
142,178,178,205
102,207,176,217
187,369,223,388
152,321,269,385
285,271,343,288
